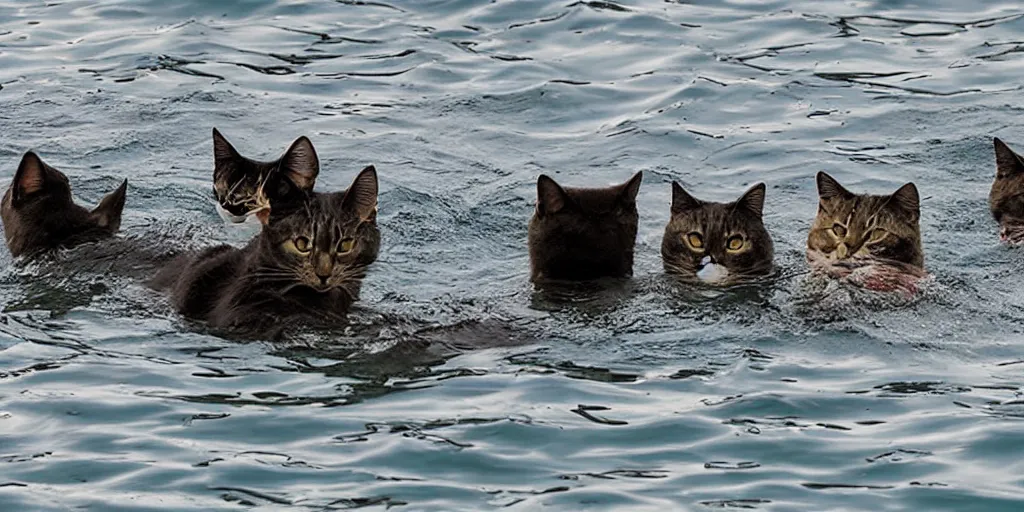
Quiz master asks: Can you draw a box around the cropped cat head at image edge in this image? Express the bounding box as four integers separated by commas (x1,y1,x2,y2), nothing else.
807,171,923,269
661,182,774,284
989,137,1024,243
1,151,126,258
212,128,320,223
528,172,642,283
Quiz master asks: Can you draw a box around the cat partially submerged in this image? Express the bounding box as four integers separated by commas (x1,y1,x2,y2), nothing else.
990,137,1024,243
527,172,643,282
154,166,380,337
807,172,926,296
2,151,127,258
661,182,774,284
212,128,319,224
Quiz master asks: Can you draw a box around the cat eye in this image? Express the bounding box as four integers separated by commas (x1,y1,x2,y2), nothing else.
686,232,704,250
830,223,848,238
726,235,744,251
337,238,356,254
294,236,311,253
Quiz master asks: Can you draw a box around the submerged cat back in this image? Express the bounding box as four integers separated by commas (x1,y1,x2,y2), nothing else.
2,151,126,258
528,172,642,282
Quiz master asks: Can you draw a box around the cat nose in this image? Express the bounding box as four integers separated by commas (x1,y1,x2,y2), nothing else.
699,255,714,269
315,255,333,282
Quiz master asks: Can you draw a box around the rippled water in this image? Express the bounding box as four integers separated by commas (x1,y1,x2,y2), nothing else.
2,0,1024,510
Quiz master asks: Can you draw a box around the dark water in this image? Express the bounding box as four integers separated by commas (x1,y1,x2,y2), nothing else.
2,0,1024,510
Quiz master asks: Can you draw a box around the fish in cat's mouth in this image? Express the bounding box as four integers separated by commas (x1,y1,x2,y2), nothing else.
696,255,729,283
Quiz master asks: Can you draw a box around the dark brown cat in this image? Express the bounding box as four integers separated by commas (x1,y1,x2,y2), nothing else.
990,137,1024,243
807,172,923,269
2,151,127,258
212,128,319,223
662,182,773,283
527,172,642,282
153,166,380,337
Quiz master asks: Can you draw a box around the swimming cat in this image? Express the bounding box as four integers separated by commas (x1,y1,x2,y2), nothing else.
212,128,320,223
989,137,1024,243
662,182,773,284
2,151,127,258
527,172,642,282
153,166,380,337
807,172,923,276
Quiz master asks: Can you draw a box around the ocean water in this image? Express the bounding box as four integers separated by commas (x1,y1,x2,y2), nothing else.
2,0,1024,510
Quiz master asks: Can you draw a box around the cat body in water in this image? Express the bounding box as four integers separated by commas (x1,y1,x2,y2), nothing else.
807,172,925,295
212,128,319,223
527,172,642,282
2,151,126,258
989,137,1024,243
154,166,380,337
662,182,773,284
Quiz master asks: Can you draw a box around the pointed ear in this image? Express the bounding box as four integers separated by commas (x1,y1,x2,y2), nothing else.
617,171,643,205
994,137,1024,179
279,136,319,191
670,181,702,215
735,182,767,218
342,165,378,221
536,175,569,216
212,128,241,182
884,182,920,222
12,151,48,203
91,179,127,230
816,172,853,201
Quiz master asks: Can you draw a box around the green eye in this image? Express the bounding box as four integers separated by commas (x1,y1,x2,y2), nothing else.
337,238,355,254
686,232,704,249
284,236,312,255
726,235,744,251
294,237,311,252
830,223,848,238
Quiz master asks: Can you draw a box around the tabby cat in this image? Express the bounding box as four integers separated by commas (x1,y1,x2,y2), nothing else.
662,182,773,283
527,172,642,282
2,151,127,258
989,137,1024,243
212,128,320,223
807,172,923,269
153,166,380,337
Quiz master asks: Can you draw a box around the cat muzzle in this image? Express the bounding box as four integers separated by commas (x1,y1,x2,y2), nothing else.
697,255,729,283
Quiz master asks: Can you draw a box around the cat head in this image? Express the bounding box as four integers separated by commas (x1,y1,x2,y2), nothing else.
212,128,319,223
807,172,923,268
661,182,773,284
2,152,126,258
989,137,1024,242
527,172,642,282
254,165,380,296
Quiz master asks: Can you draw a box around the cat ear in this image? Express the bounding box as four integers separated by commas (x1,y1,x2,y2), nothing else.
342,165,378,221
91,179,128,230
994,137,1024,179
670,181,702,215
884,182,920,222
536,175,569,216
279,136,319,191
735,183,767,218
212,128,241,182
816,172,853,201
11,151,48,204
617,171,643,205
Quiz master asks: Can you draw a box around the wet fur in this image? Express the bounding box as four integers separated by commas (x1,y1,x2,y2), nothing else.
662,182,774,282
527,172,642,282
989,137,1024,242
212,128,319,220
154,167,380,337
2,152,126,258
807,172,923,269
